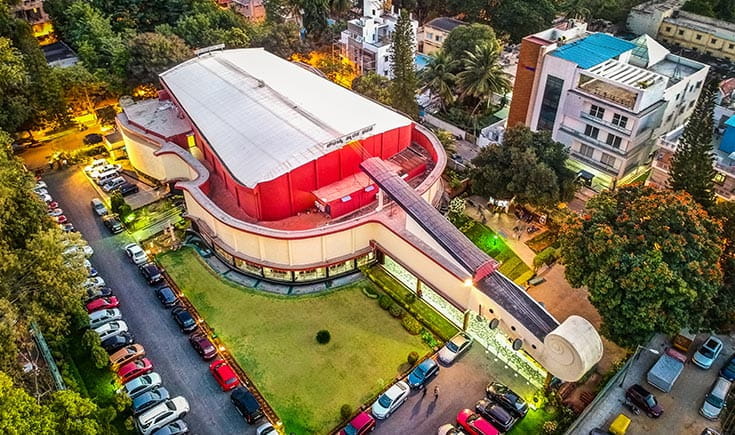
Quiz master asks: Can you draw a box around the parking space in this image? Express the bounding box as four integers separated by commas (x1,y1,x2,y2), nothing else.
82,161,164,210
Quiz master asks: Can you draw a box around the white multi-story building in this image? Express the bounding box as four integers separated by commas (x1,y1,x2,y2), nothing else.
340,0,418,78
508,21,709,188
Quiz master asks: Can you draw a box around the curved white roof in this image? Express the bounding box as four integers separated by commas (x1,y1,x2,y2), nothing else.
159,48,411,188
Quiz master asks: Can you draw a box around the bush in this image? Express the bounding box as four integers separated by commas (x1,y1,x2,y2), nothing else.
81,329,101,350
401,316,422,335
420,329,440,348
389,303,404,318
407,351,419,365
316,330,331,344
533,246,559,270
340,404,352,421
405,292,416,305
542,421,558,434
90,344,109,369
378,294,392,310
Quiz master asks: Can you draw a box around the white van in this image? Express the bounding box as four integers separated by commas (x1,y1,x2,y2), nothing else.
102,176,126,192
91,198,108,216
701,376,731,420
95,169,120,185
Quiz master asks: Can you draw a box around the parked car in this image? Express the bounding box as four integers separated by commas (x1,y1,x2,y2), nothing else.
101,331,135,353
256,423,276,435
437,424,464,435
475,398,516,432
151,419,188,435
210,359,240,391
456,409,499,435
35,180,47,189
371,381,410,419
339,411,376,435
84,276,106,290
121,372,162,399
83,133,103,145
626,384,663,418
102,215,124,234
124,243,148,264
84,259,98,277
91,198,108,216
139,262,164,285
156,287,178,307
59,223,76,233
118,182,140,196
136,397,189,435
84,286,113,303
132,387,170,415
694,336,725,369
118,358,153,383
171,306,197,332
110,344,146,370
408,358,440,389
485,382,528,419
89,308,123,329
94,320,129,342
720,354,735,381
86,296,119,313
438,332,473,365
64,244,94,257
47,208,64,217
102,176,126,192
85,158,108,174
189,332,217,360
53,215,68,224
231,386,263,423
700,376,732,420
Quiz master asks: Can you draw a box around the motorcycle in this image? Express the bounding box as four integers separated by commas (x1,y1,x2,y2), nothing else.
623,398,640,416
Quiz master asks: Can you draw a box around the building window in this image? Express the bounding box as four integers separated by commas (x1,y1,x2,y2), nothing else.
579,143,594,158
713,173,726,184
213,244,234,265
589,104,605,118
612,113,628,128
426,32,433,39
601,153,616,167
712,38,717,44
678,29,684,36
606,133,622,149
584,124,600,139
536,75,564,131
695,34,702,40
294,267,327,282
263,267,293,281
666,113,674,122
328,259,356,276
730,43,735,49
235,258,263,276
356,251,376,267
435,35,441,41
697,81,702,88
689,100,695,108
665,26,671,32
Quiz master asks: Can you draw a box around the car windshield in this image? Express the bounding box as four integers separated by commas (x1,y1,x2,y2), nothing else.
226,378,237,385
343,423,358,435
701,347,715,358
378,394,393,408
446,341,459,352
644,395,657,408
706,394,724,408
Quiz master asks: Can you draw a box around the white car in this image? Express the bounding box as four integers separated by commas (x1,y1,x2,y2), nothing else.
35,180,47,189
47,208,64,217
256,423,276,435
89,164,122,179
121,372,162,399
84,159,108,174
136,396,189,435
63,243,94,258
89,308,122,329
94,320,128,341
102,177,126,192
124,243,148,265
371,381,410,419
83,276,106,290
438,332,473,365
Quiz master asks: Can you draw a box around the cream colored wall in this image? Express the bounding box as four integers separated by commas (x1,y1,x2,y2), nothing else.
121,128,168,180
659,22,735,60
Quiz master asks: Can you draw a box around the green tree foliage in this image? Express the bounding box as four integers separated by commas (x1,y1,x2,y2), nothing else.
681,0,717,17
559,185,723,347
0,371,56,433
52,65,110,117
250,21,304,58
709,202,735,328
351,72,392,105
48,390,102,434
126,32,192,86
170,0,253,49
0,37,31,133
441,23,498,68
490,0,556,42
420,50,457,109
668,81,717,209
389,9,419,119
301,0,329,37
470,126,577,207
456,43,510,116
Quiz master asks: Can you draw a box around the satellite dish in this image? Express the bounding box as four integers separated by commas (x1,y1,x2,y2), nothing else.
488,318,500,329
512,339,523,351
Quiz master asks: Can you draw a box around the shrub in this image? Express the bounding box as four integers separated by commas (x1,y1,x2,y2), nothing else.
420,329,440,348
542,421,558,434
81,329,101,350
407,351,419,365
389,303,404,318
533,246,559,270
405,292,416,305
401,316,422,335
378,294,392,310
316,330,331,344
340,404,352,421
90,344,109,369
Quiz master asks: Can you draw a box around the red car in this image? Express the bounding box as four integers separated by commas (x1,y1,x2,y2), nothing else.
47,201,59,209
209,359,239,391
86,296,120,313
457,409,500,435
117,358,153,383
339,411,376,435
53,215,68,224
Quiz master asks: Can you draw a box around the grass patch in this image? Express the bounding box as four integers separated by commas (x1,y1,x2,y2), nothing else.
159,248,428,434
507,406,557,435
461,222,533,284
526,230,558,253
365,266,459,341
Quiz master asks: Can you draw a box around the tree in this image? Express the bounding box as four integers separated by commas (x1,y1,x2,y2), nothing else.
456,43,510,116
251,21,305,58
351,72,392,105
0,37,32,133
490,0,556,42
329,0,352,17
52,65,109,119
0,371,56,433
126,32,192,86
301,0,329,37
442,23,498,69
388,9,418,119
470,126,577,207
709,201,735,328
420,50,457,110
559,185,723,347
668,81,717,209
48,390,102,434
681,0,716,17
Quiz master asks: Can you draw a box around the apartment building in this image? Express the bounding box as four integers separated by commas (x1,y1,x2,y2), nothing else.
418,17,465,55
508,21,708,188
340,0,418,77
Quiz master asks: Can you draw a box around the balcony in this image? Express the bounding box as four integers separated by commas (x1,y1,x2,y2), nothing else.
569,150,620,176
578,79,638,110
579,112,632,136
559,125,627,157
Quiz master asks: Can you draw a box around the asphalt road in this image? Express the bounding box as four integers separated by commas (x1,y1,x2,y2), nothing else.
39,165,254,435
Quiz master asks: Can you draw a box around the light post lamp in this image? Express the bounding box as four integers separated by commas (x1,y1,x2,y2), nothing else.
619,345,660,388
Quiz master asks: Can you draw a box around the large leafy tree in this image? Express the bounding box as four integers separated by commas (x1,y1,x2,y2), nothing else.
490,0,556,42
668,81,717,209
301,0,329,37
250,21,305,58
352,72,392,105
0,37,32,133
52,65,110,118
709,201,735,328
0,372,56,433
559,185,723,347
420,50,457,110
126,32,192,86
441,23,498,69
388,9,418,118
470,125,577,207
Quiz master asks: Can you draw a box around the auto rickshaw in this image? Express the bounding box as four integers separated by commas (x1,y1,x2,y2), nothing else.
609,414,631,435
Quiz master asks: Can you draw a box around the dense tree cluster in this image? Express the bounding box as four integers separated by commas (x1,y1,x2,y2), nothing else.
389,9,419,119
682,0,735,22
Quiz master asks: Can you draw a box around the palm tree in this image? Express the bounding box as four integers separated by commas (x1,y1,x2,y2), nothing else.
456,44,511,117
562,0,592,20
420,50,458,110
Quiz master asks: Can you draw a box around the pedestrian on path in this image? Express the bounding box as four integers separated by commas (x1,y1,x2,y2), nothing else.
433,385,439,400
422,385,427,397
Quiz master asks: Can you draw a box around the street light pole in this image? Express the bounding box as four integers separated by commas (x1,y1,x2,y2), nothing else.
619,345,660,388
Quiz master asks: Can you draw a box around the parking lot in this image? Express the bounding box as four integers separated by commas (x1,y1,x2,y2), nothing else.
570,333,730,435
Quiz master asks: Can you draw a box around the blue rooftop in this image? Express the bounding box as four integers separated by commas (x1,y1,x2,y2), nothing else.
726,115,735,128
551,33,637,69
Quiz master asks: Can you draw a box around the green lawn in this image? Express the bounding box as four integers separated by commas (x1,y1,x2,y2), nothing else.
462,222,534,284
507,406,557,435
159,248,428,434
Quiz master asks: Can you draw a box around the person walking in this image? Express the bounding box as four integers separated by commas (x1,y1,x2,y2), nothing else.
433,385,439,400
422,385,427,398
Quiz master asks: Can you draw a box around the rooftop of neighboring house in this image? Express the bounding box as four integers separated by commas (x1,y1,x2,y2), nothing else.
630,0,685,13
662,10,735,42
424,17,465,33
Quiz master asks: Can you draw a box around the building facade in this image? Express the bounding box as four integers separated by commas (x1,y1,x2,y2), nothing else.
418,17,465,55
118,48,603,382
340,0,418,77
508,21,708,188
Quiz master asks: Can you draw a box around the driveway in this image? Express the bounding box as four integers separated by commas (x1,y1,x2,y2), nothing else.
39,167,254,435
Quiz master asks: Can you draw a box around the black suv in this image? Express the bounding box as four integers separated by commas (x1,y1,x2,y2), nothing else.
102,215,124,234
231,387,263,424
139,262,164,285
475,398,516,432
485,382,528,418
626,384,663,418
118,182,139,196
156,286,178,307
171,306,197,333
101,331,135,353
